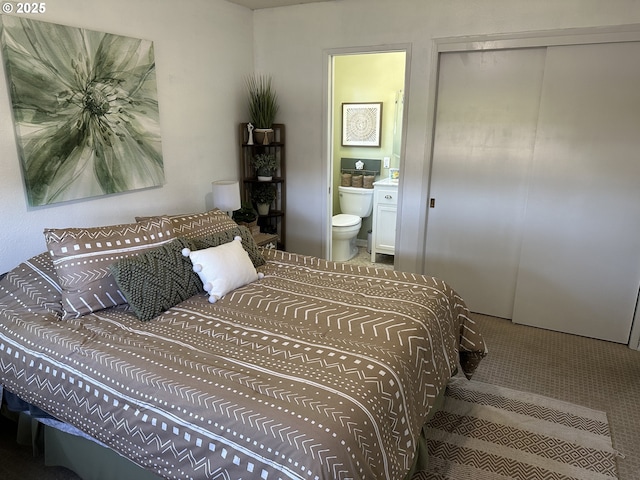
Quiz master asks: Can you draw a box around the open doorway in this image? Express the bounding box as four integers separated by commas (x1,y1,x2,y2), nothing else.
323,49,407,267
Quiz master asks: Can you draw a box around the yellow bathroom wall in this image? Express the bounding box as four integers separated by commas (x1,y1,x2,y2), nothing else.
332,52,406,238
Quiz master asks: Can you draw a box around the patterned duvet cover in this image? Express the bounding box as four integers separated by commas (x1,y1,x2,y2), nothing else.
0,248,486,480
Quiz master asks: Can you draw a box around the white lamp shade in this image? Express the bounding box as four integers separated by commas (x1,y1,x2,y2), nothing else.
212,180,241,213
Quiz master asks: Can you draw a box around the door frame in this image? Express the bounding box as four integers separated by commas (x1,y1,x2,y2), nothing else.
321,44,411,262
423,24,640,349
631,294,640,350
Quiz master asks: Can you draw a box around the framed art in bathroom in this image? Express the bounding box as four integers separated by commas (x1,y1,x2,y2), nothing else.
341,102,382,147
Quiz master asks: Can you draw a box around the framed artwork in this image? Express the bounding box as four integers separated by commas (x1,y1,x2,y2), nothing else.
0,17,165,206
341,102,382,147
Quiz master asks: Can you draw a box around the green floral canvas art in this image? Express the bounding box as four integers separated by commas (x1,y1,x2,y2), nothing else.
0,17,164,206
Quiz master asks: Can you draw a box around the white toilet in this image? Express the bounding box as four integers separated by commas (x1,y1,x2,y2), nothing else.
332,186,374,261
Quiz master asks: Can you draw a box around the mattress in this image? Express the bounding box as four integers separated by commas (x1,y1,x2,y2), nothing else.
0,247,486,480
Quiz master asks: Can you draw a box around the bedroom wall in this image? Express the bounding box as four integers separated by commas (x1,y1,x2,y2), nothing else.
251,0,640,273
0,0,253,273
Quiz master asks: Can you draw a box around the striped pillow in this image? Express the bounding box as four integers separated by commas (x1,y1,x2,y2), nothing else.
137,210,264,267
44,216,175,319
136,209,239,239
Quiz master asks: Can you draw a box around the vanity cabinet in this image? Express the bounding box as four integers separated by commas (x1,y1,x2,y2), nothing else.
371,179,398,262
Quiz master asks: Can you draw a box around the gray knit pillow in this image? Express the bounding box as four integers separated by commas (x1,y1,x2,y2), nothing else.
190,226,265,268
110,238,202,321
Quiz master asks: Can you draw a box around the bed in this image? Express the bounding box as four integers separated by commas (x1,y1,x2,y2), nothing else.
0,209,486,480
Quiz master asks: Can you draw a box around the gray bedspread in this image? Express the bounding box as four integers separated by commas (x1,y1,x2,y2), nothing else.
0,248,486,480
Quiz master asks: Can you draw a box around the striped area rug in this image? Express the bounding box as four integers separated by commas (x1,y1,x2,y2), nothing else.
416,377,620,480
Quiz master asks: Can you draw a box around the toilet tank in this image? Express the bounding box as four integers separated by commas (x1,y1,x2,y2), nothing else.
338,186,374,217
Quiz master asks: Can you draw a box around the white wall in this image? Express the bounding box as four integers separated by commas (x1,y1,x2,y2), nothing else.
0,0,253,273
2,0,639,275
252,0,640,272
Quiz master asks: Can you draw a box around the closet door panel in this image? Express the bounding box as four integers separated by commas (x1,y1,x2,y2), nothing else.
424,48,546,318
513,42,640,343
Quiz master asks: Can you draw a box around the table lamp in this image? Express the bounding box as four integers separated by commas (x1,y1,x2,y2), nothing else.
212,180,241,216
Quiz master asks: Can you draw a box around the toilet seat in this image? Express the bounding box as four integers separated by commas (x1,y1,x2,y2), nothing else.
332,214,362,262
332,213,360,227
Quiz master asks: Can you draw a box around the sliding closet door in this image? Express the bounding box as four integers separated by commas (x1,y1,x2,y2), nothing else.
424,48,546,318
512,42,640,343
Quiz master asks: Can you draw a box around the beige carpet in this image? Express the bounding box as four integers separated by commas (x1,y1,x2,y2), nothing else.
416,376,620,480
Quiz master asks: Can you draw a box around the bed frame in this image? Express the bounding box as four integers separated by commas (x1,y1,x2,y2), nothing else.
4,389,446,480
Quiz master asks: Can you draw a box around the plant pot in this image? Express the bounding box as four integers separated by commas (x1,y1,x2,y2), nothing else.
254,128,273,145
257,167,273,181
257,203,270,215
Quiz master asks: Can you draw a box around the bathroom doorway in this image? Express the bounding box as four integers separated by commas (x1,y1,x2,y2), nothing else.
324,48,408,267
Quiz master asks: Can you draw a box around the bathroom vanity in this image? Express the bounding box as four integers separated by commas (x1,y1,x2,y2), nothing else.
371,178,398,262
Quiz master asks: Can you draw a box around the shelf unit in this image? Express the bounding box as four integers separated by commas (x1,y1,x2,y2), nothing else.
239,123,286,250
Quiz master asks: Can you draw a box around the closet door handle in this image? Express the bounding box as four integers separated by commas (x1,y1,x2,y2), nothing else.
430,198,436,208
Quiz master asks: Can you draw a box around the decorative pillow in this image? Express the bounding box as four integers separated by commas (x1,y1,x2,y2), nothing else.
0,251,63,319
183,236,263,303
109,238,202,321
44,216,175,319
136,209,238,239
191,225,265,268
136,210,265,267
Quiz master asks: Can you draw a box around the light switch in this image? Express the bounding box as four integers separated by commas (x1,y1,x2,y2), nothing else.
383,156,390,168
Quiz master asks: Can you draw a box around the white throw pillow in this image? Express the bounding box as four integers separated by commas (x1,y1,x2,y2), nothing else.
183,236,262,303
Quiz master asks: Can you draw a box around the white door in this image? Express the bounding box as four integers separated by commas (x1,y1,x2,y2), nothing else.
512,42,640,343
424,48,546,318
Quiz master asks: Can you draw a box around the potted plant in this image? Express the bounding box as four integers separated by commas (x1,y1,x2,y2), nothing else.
252,153,277,181
246,74,279,145
252,183,276,215
232,203,260,234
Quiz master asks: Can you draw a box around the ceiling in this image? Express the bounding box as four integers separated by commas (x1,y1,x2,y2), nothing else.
226,0,335,10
